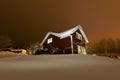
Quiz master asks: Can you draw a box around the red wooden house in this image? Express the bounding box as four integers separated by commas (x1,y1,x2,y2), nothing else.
40,25,89,54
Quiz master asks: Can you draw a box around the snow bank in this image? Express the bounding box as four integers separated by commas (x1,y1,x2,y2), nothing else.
0,51,27,57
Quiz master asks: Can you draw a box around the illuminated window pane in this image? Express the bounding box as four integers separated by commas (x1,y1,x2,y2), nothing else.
76,32,82,40
47,38,53,44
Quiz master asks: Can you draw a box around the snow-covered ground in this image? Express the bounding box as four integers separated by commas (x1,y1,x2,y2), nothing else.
0,54,120,80
0,51,27,57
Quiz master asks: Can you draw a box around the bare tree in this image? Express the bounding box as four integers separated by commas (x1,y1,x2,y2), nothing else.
25,42,40,55
115,39,120,54
87,38,116,54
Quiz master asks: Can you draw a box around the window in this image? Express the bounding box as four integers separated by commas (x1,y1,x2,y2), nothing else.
76,32,82,40
47,38,53,44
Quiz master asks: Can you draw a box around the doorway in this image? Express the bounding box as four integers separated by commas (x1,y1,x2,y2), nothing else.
77,45,81,54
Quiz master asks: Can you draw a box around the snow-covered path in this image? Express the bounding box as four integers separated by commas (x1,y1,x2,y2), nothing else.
0,54,120,80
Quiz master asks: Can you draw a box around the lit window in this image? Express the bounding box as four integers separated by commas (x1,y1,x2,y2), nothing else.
76,32,82,40
47,38,53,44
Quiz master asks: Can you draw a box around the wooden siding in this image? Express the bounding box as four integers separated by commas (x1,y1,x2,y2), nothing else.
43,30,86,54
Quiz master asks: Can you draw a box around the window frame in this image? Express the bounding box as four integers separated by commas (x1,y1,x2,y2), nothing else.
47,38,53,44
76,32,82,40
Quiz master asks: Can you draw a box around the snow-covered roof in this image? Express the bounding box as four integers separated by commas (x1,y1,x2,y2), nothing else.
40,25,89,46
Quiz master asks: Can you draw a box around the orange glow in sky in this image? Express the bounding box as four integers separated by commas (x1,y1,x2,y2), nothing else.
0,0,120,46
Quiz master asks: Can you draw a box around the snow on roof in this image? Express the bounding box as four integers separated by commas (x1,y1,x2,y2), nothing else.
40,25,89,46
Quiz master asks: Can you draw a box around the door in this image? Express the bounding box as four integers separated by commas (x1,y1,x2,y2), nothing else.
77,45,81,54
77,45,86,55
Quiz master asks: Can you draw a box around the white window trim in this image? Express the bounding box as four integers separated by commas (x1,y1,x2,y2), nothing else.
76,32,82,40
47,38,53,44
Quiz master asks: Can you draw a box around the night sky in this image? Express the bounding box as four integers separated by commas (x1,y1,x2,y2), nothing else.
0,0,120,47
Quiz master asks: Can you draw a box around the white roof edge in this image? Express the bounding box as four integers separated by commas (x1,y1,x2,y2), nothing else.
40,25,89,46
78,25,89,43
59,25,79,34
59,25,80,39
40,32,49,46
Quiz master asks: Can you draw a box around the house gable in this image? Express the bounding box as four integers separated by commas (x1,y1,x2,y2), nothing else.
73,29,86,42
40,25,89,47
40,25,89,54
